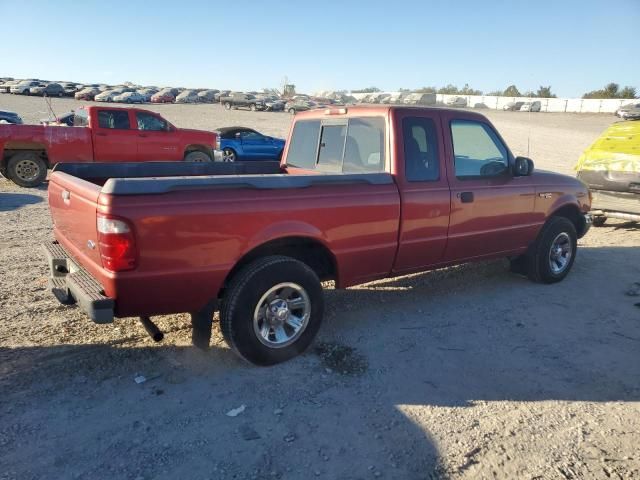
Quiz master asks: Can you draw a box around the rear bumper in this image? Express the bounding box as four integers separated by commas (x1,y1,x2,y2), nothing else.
42,240,115,324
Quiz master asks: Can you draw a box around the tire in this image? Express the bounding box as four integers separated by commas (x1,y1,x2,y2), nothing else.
524,216,578,284
250,104,256,112
224,102,231,110
288,108,296,115
184,150,212,162
220,256,324,366
592,216,607,227
7,152,48,188
222,148,236,162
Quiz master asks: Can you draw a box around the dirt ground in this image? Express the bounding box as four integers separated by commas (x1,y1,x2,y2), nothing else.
1,95,639,480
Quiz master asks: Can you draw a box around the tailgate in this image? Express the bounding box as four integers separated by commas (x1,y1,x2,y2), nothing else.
48,171,103,268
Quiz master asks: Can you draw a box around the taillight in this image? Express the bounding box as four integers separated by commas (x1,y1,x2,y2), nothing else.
97,214,137,272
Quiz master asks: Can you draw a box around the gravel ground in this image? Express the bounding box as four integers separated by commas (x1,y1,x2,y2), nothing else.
1,95,639,480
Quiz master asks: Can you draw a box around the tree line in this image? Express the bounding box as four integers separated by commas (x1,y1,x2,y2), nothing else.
352,83,637,99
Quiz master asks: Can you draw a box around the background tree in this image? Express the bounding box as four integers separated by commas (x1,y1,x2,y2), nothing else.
437,84,459,94
459,83,482,95
487,90,503,96
582,82,637,99
536,86,556,98
415,86,437,93
502,85,521,97
352,86,381,93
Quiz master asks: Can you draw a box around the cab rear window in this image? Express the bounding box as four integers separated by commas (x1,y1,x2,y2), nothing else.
286,117,385,173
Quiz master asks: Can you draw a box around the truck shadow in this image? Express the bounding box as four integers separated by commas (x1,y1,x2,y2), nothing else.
1,246,639,478
0,192,43,211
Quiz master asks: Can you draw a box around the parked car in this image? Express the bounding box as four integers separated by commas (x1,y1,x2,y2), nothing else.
1,80,20,93
61,83,80,96
214,90,230,102
151,90,175,103
615,102,640,120
503,101,525,111
220,92,266,111
41,111,75,127
263,96,285,111
381,93,408,104
113,91,146,104
197,90,219,103
0,110,23,124
41,105,591,365
218,127,285,162
11,80,42,95
94,89,123,102
403,93,437,105
521,101,542,112
29,83,66,97
175,90,200,104
444,96,467,107
0,106,220,187
285,100,320,115
75,87,101,101
576,120,640,225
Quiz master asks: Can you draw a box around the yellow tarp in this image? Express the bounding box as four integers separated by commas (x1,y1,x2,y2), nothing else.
575,121,640,173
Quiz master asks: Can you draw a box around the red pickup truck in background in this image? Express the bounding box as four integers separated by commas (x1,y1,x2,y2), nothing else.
43,106,592,365
0,106,219,187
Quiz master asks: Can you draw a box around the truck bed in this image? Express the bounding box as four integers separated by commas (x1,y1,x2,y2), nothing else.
47,162,401,318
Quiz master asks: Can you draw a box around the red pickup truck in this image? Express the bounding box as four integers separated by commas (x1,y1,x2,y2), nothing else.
0,106,219,187
43,106,592,365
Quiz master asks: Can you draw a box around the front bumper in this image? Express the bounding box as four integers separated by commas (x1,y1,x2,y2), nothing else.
579,213,593,238
591,189,640,221
42,241,114,324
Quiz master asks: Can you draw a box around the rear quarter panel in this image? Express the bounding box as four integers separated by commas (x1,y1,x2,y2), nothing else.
0,124,93,164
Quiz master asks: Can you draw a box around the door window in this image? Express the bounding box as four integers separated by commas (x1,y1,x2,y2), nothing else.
136,112,167,131
240,131,263,141
98,110,130,130
451,120,508,178
403,117,439,181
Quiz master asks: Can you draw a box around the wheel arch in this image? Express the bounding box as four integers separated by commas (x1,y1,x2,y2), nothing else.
549,202,588,238
218,235,338,299
2,142,50,170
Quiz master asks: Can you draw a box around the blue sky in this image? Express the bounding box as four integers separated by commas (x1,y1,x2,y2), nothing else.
1,0,638,97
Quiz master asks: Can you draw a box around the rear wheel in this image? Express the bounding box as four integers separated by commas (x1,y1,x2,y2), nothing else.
592,216,607,227
250,104,257,112
288,108,296,115
7,152,48,188
184,150,212,162
220,256,324,365
224,102,231,110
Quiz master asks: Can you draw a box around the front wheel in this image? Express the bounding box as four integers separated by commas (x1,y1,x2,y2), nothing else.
220,256,324,365
521,217,578,284
224,102,231,110
250,104,256,112
288,108,296,115
222,148,236,162
592,216,607,227
7,152,48,188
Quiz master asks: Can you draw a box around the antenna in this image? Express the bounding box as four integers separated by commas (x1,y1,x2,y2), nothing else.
44,94,57,123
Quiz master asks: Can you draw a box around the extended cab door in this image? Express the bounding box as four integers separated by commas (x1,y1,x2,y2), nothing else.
134,111,181,161
392,110,451,272
91,109,138,162
442,113,537,261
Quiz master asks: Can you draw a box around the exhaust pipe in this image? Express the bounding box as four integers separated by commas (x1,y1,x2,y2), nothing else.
138,316,164,342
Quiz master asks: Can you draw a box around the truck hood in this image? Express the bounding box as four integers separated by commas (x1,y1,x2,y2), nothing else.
176,128,216,142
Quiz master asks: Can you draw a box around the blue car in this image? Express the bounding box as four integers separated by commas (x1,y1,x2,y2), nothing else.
218,127,285,162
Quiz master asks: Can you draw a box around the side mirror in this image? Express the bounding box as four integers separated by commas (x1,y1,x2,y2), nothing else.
235,132,242,139
514,156,534,176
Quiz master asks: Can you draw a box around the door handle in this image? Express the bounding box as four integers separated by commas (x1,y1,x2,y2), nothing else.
457,192,474,203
